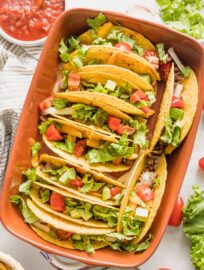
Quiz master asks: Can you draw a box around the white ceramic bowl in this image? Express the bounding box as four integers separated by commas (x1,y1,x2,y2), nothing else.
0,0,68,47
0,252,24,270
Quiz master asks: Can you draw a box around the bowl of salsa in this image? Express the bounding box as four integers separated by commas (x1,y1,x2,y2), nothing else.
0,0,65,46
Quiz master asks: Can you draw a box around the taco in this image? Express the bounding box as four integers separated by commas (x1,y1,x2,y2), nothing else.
30,182,119,228
150,61,198,153
72,64,154,92
55,88,155,117
36,154,126,206
117,152,167,243
62,45,160,83
61,13,160,78
41,117,139,172
11,190,151,254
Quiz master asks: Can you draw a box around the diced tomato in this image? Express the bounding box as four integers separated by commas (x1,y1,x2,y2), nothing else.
122,239,129,245
198,157,204,170
168,196,184,226
113,158,122,165
159,62,171,82
116,125,135,136
108,116,121,131
45,124,63,141
110,187,122,198
171,96,184,108
50,192,65,212
74,139,87,157
140,106,151,114
144,50,159,69
69,176,84,188
56,230,73,240
136,183,154,202
68,73,81,91
39,96,53,112
114,42,132,52
130,90,147,104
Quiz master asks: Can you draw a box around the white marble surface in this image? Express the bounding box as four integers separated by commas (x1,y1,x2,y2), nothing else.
1,0,203,269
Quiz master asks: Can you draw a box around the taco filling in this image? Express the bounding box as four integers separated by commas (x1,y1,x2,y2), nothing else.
37,162,124,203
57,72,155,115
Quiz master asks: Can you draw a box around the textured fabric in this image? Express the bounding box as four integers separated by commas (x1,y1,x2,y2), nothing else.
0,38,41,186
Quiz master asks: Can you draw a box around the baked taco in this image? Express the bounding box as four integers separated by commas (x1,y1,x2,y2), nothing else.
36,154,126,206
150,53,198,153
62,45,160,83
55,91,155,117
117,152,167,243
71,64,154,92
40,117,140,172
59,13,161,81
11,195,151,254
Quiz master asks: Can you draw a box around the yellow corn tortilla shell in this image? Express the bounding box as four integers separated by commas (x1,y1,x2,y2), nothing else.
39,154,126,188
35,168,120,207
113,26,156,51
27,199,114,235
135,154,167,243
165,69,198,154
55,92,131,121
117,153,147,232
31,225,108,250
43,135,130,173
56,91,154,117
63,46,160,82
33,182,117,209
49,116,119,143
30,188,114,228
150,64,175,151
74,64,154,92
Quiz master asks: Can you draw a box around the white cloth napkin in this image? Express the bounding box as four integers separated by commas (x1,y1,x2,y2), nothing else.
0,37,42,185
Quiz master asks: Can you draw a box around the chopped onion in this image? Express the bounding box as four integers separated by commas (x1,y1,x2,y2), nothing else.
43,107,73,115
105,80,117,91
33,221,50,233
139,171,157,186
168,47,184,72
174,84,183,98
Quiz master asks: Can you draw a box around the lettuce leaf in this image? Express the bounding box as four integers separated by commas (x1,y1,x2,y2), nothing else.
156,43,168,63
40,189,50,203
53,139,75,154
160,116,173,144
10,195,38,224
92,205,118,227
73,235,95,254
71,104,108,126
86,13,107,30
183,185,204,269
53,98,68,109
157,0,204,39
31,142,41,157
86,133,134,163
121,207,143,237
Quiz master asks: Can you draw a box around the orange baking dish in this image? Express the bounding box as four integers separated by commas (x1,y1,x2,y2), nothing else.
1,9,204,268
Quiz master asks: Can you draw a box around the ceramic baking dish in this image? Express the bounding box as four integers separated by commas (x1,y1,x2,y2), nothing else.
1,8,204,268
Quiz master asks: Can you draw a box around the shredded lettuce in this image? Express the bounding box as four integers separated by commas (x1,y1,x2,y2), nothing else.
80,174,105,194
160,116,173,144
31,142,41,157
121,207,143,237
182,66,191,78
53,98,68,109
10,195,38,224
58,168,76,184
133,122,149,149
19,180,33,195
86,13,107,30
156,43,168,63
40,189,50,203
157,0,204,40
53,139,75,154
92,205,118,227
72,235,95,254
71,104,108,126
38,120,54,134
86,133,134,164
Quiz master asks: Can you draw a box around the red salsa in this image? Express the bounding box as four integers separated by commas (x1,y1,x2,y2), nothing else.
0,0,64,41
